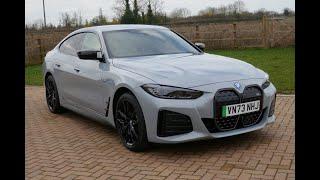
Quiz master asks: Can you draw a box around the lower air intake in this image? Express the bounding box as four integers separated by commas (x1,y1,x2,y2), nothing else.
157,110,193,137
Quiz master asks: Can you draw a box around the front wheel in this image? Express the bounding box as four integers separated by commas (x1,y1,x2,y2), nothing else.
114,93,149,152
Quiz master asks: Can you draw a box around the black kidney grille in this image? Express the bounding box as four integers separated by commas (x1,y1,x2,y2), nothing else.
216,116,239,130
214,90,241,131
241,111,262,127
241,86,263,127
204,86,264,132
202,108,266,133
242,86,263,102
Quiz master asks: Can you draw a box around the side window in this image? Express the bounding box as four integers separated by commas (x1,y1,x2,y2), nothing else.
81,33,101,51
60,33,84,56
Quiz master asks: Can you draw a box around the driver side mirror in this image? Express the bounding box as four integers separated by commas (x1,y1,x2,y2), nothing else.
195,42,205,51
77,50,105,63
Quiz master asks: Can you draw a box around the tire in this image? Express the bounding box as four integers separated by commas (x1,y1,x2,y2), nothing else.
45,75,64,114
114,93,149,152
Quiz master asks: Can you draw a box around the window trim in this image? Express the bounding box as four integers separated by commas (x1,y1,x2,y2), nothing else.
59,31,104,58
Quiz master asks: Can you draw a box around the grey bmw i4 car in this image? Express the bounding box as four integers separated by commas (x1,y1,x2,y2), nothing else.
43,25,277,151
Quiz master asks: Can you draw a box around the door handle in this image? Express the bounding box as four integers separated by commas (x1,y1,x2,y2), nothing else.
55,64,61,68
74,68,80,73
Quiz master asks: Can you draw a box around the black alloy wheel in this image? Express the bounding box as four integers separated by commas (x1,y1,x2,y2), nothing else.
45,75,63,113
115,93,149,151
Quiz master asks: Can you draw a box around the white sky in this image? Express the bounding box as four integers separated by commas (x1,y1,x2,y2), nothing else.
25,0,295,25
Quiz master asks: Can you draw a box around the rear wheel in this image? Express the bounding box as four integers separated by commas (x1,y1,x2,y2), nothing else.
45,75,64,113
114,93,149,152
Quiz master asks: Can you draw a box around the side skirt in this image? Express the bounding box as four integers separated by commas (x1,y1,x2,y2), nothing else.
61,100,116,128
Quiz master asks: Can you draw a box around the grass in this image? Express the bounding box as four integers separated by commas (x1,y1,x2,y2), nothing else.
25,64,43,86
207,47,295,94
25,47,295,93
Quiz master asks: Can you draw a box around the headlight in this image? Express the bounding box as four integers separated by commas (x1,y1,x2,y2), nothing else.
262,80,271,89
142,84,203,99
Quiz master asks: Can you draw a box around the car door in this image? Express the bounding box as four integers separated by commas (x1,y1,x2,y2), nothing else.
54,33,85,105
72,32,107,114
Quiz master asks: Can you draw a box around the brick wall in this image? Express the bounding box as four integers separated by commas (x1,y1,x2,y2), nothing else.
25,17,294,65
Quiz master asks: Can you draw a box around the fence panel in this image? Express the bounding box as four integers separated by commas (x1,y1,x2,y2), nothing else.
25,17,295,65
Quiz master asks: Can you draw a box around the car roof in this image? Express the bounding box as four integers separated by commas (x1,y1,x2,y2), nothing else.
73,24,169,34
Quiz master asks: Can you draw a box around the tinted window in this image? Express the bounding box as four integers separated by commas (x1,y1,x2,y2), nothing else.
81,33,101,51
102,29,200,58
60,33,84,56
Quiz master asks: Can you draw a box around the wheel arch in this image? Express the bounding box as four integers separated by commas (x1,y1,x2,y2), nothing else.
112,87,134,119
111,85,144,125
45,71,53,80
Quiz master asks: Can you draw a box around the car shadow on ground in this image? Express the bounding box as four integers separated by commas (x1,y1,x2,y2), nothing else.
59,109,273,154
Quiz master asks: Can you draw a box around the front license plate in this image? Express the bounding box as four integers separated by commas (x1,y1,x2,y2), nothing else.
222,100,260,117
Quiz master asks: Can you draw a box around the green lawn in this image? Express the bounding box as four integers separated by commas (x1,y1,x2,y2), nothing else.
25,47,294,93
207,47,295,94
25,64,43,86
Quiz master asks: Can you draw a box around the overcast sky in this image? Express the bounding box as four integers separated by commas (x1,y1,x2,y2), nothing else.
25,0,295,25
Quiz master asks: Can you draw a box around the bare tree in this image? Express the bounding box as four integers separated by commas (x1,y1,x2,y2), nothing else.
150,0,164,15
59,11,84,28
98,8,108,24
283,8,294,16
90,8,108,25
137,0,164,16
170,8,191,19
198,7,216,17
71,11,83,27
137,0,148,14
78,11,83,26
112,0,164,23
25,19,44,30
255,8,266,17
217,5,227,16
202,1,245,16
233,0,246,14
59,12,72,27
112,0,127,19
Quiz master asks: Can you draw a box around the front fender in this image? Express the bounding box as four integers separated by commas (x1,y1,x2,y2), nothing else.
106,66,155,125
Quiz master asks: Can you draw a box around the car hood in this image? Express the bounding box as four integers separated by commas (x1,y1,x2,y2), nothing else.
112,53,267,88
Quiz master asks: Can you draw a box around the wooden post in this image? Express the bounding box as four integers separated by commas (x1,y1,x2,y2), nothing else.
266,17,270,48
195,25,199,41
262,15,266,48
37,39,43,63
233,23,237,49
269,18,274,48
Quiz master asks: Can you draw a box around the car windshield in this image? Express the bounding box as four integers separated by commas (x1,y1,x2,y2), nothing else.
102,28,201,58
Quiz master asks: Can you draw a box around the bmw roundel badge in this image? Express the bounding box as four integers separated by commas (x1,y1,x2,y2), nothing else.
234,82,241,90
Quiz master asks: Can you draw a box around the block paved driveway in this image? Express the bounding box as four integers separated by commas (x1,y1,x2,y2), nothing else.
26,86,295,180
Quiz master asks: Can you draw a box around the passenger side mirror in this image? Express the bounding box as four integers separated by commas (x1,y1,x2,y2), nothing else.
195,42,205,51
77,50,105,63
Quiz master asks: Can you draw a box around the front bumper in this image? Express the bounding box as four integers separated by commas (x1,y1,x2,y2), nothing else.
134,79,276,144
